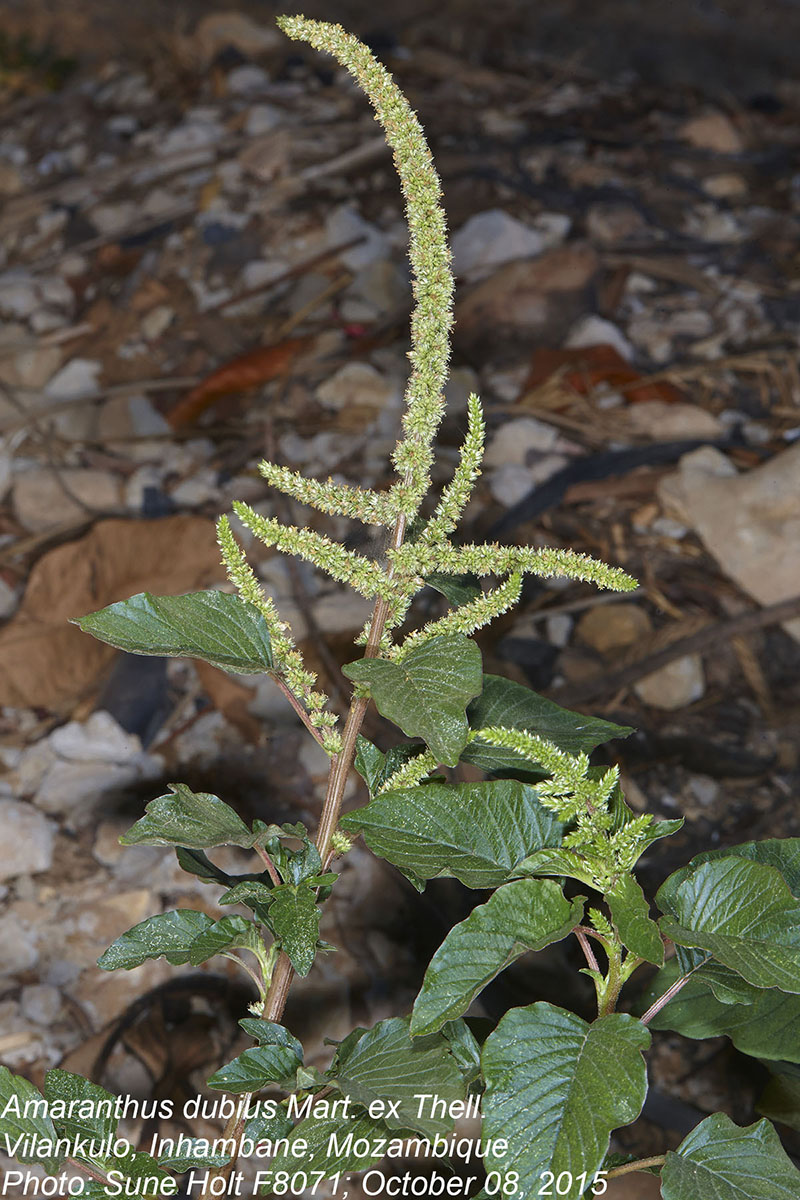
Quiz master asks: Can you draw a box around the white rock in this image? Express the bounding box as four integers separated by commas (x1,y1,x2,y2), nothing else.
244,104,283,136
0,345,62,389
227,65,270,94
30,310,67,334
566,314,634,362
316,361,399,412
157,118,224,158
50,711,146,764
325,204,390,271
451,209,544,280
43,357,101,400
488,460,566,507
546,613,573,648
12,468,121,532
192,12,281,61
170,467,219,506
140,304,174,340
20,984,62,1025
679,112,743,154
241,258,287,289
634,654,705,710
0,912,38,976
484,417,560,467
313,590,373,635
0,800,56,881
626,400,722,440
39,275,74,310
35,759,161,826
658,442,800,642
0,271,38,319
531,212,572,249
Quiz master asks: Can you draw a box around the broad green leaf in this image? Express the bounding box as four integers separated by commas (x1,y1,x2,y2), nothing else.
158,1137,230,1170
268,883,321,976
268,1112,388,1178
482,1003,650,1200
411,880,583,1035
244,1108,293,1146
0,1067,61,1172
669,949,762,1004
98,910,215,970
757,1064,800,1132
330,1017,465,1138
175,847,239,887
44,1071,117,1144
239,1018,304,1057
464,674,631,772
121,782,255,849
658,839,800,913
516,847,600,887
186,915,264,966
342,634,483,765
661,1113,800,1199
658,858,800,993
207,1036,303,1093
341,779,563,889
425,572,482,606
643,961,800,1063
608,875,664,966
75,589,273,674
440,1019,482,1085
354,737,425,797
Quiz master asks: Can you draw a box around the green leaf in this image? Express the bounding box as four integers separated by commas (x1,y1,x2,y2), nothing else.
44,1071,117,1144
121,782,255,849
411,880,583,1035
661,1113,800,1199
464,674,631,773
186,915,264,966
268,883,321,976
482,1003,650,1200
608,875,664,966
657,858,800,993
0,1067,61,1173
239,1018,304,1056
354,737,423,796
206,1032,303,1093
175,847,239,887
425,572,482,606
268,1112,388,1178
329,1017,465,1138
341,779,563,889
342,634,483,765
75,589,273,674
244,1108,293,1146
98,910,215,970
157,1138,231,1171
757,1063,800,1132
516,847,600,887
440,1019,482,1085
644,961,800,1063
658,839,800,913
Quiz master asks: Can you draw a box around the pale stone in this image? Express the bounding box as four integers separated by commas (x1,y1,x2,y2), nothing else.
49,711,145,764
227,65,270,94
657,442,800,641
586,202,646,245
325,204,390,271
12,468,121,532
316,361,398,412
140,304,174,340
680,112,743,153
244,104,283,136
451,209,544,280
626,400,722,440
192,12,281,62
576,603,652,654
704,173,747,199
20,984,62,1025
0,578,18,619
484,417,560,467
0,271,38,319
0,800,56,881
566,314,634,361
634,654,706,709
0,911,38,976
43,357,101,400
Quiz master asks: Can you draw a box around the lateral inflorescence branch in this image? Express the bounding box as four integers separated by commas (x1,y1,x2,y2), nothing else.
391,573,523,660
217,515,342,754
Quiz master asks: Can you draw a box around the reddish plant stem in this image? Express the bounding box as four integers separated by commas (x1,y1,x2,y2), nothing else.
199,516,408,1200
640,969,694,1025
575,928,600,973
253,843,282,886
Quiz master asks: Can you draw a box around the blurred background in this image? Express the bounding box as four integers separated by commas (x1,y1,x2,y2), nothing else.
1,2,800,1194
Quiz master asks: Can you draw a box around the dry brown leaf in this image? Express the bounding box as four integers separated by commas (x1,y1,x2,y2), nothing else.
167,336,310,429
0,515,224,711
